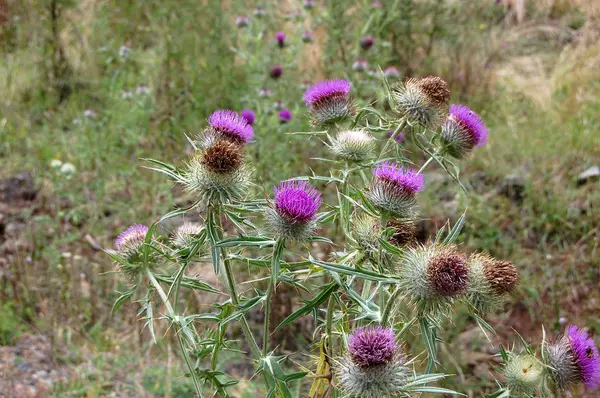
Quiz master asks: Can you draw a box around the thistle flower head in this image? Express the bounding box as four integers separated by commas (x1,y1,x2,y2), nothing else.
304,79,353,126
330,129,375,163
484,260,519,295
303,0,315,9
360,35,374,50
467,253,503,314
348,327,397,368
352,215,381,256
275,31,286,47
253,7,266,17
504,354,544,395
567,326,600,389
258,88,272,97
301,30,314,43
115,224,148,258
441,104,488,158
266,180,321,240
240,109,256,125
392,76,450,128
183,141,251,204
367,162,424,218
352,59,368,72
171,223,204,249
399,245,468,316
270,64,283,79
278,109,292,123
336,327,409,398
208,110,254,144
235,15,249,28
384,66,400,79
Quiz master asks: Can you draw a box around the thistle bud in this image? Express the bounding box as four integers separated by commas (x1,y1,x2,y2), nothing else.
383,66,400,79
183,140,251,204
278,109,292,124
392,76,450,128
367,162,424,218
304,79,353,126
359,35,374,50
171,223,203,249
467,254,518,314
303,0,315,10
352,215,381,258
440,104,488,159
266,180,322,241
387,220,417,248
253,7,266,18
336,326,409,398
270,64,283,79
206,110,254,145
301,30,314,43
330,129,374,163
544,326,600,391
503,354,544,395
399,245,469,315
275,31,286,48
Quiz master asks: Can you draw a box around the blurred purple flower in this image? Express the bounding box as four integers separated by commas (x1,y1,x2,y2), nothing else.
240,109,256,125
353,59,368,72
235,15,249,28
276,31,286,48
384,66,400,79
259,88,272,97
270,64,283,79
360,35,374,50
302,30,314,43
278,109,292,123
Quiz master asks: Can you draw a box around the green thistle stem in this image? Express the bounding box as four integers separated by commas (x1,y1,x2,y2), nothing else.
146,269,204,398
325,295,336,355
381,287,403,325
263,238,286,355
378,118,406,161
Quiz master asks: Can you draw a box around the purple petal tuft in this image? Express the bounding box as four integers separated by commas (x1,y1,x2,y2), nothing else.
348,326,397,368
115,224,148,250
568,325,600,390
372,161,424,193
304,79,351,106
449,104,488,147
240,109,256,125
274,180,321,223
208,110,254,143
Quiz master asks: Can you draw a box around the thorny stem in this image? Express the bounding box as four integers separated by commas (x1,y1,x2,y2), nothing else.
146,269,204,398
263,238,286,355
209,205,262,360
378,118,406,161
417,148,441,174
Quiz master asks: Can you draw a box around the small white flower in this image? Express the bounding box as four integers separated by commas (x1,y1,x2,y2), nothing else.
60,163,76,177
119,45,131,59
83,109,96,118
50,159,63,169
72,118,82,125
122,91,133,99
136,85,150,95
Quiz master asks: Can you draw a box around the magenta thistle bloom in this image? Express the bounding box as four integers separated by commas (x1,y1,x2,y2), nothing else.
278,109,292,123
274,180,321,223
304,79,353,125
348,326,397,368
270,64,283,79
276,31,286,47
372,162,424,193
384,66,400,79
116,224,148,251
449,104,488,147
240,109,256,125
208,110,254,144
568,326,600,389
360,35,374,50
235,15,249,28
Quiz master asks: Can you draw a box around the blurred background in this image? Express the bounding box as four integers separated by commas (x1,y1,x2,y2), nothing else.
1,0,599,396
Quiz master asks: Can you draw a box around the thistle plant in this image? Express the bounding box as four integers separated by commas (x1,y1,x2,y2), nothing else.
105,65,596,397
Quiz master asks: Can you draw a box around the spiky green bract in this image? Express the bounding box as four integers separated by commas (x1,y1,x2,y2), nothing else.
110,224,156,278
171,223,203,249
391,78,447,129
335,352,409,398
398,245,468,317
504,354,544,395
183,151,251,205
543,334,581,391
330,129,375,163
351,215,393,267
265,207,316,241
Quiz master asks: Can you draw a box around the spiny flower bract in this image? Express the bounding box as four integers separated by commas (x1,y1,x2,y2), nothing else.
208,110,254,144
330,129,375,163
504,354,544,395
392,77,449,128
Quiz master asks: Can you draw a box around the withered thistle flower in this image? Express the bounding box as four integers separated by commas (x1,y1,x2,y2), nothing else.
544,326,600,391
183,140,251,204
304,79,353,126
504,354,544,395
467,254,518,314
399,245,469,316
266,180,321,241
367,161,424,218
440,104,488,159
336,326,409,398
392,76,450,128
330,129,374,163
387,220,417,248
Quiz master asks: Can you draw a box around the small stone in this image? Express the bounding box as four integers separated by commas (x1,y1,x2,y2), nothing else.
577,165,599,185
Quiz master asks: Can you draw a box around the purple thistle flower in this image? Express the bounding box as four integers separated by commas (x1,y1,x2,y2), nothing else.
348,326,397,368
115,224,148,250
276,31,286,48
384,66,400,79
372,1,383,7
352,59,368,72
372,162,424,193
567,326,600,389
240,109,256,125
235,15,249,28
303,0,315,9
360,35,375,50
270,64,283,79
304,79,351,105
387,130,406,143
274,180,321,223
258,87,272,98
278,109,292,123
448,104,488,147
302,30,314,43
253,7,266,17
208,110,254,144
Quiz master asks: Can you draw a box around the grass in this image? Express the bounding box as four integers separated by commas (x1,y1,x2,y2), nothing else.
1,0,599,396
